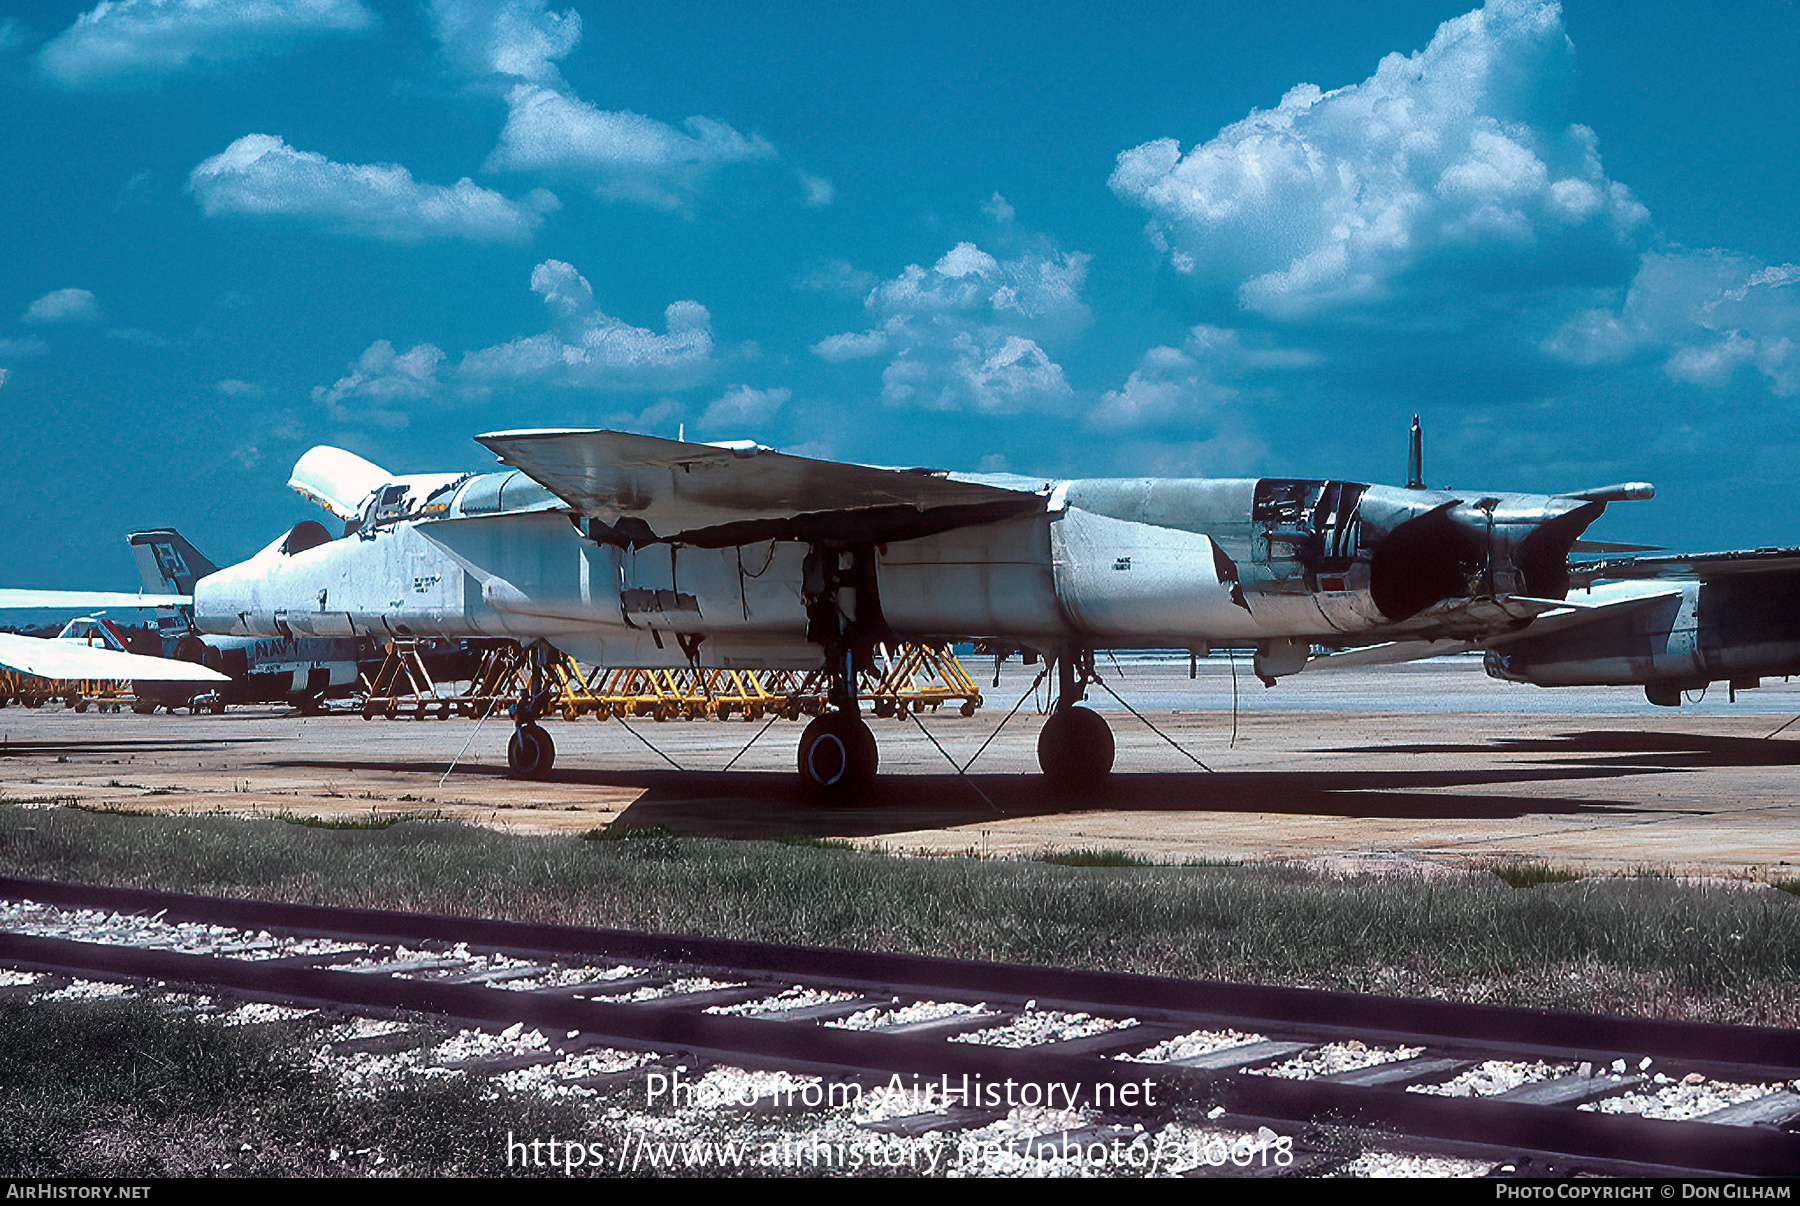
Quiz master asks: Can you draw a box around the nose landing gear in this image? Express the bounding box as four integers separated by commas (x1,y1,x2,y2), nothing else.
507,721,555,779
505,641,558,780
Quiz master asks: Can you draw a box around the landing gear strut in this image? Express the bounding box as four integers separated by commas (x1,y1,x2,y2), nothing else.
505,641,557,780
1038,648,1114,788
797,544,884,800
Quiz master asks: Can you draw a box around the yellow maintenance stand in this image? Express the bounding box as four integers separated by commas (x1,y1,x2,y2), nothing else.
359,640,982,722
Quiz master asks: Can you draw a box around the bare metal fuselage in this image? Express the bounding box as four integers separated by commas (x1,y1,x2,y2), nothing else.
193,465,1610,675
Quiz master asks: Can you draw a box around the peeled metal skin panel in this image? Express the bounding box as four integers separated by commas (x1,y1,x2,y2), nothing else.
0,634,229,682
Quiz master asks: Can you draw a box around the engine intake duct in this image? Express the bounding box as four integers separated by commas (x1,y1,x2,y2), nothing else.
1369,504,1482,623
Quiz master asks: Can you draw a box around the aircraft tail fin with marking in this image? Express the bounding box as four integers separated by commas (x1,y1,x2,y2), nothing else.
126,530,219,597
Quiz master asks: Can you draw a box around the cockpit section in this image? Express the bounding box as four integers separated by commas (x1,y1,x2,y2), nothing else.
452,470,560,518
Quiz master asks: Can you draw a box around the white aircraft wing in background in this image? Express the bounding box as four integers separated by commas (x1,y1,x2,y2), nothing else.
0,633,227,682
0,589,190,610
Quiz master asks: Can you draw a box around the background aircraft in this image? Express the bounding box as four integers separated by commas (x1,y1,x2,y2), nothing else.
0,593,229,693
1484,548,1800,706
124,529,367,713
184,430,1652,794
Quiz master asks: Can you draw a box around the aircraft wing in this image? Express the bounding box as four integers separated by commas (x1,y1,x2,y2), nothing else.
475,428,1046,547
0,590,190,610
1570,546,1800,587
0,634,228,683
1297,640,1482,671
1299,586,1685,672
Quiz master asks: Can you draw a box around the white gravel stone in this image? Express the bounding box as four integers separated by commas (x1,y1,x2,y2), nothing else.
1121,1028,1268,1063
428,1022,549,1064
34,978,134,1001
608,976,744,1002
949,1010,1135,1048
1342,1151,1495,1177
1248,1040,1423,1079
494,1048,659,1098
707,985,859,1015
1580,1078,1786,1120
216,1001,317,1026
827,999,991,1030
1409,1060,1574,1097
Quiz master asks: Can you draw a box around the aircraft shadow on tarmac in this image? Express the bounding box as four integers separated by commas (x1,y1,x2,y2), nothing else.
271,756,1676,841
1328,729,1800,770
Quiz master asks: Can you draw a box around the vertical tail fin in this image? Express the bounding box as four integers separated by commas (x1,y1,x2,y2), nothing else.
126,530,218,596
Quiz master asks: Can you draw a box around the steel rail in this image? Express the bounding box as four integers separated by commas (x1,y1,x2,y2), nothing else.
3,877,1797,1176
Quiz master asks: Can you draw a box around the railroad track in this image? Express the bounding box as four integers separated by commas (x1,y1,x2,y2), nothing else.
1,876,1796,1177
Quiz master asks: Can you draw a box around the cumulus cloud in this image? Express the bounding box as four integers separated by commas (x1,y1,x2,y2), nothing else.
23,289,102,324
1110,0,1647,322
313,340,446,428
813,239,1089,414
426,1,781,210
1546,253,1800,396
458,259,715,391
189,134,550,243
37,0,372,89
1091,337,1233,430
699,384,790,433
427,0,579,85
485,84,775,209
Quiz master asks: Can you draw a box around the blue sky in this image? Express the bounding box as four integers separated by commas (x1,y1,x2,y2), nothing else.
4,0,1798,589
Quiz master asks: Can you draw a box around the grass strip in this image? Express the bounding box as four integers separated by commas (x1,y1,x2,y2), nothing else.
0,801,1796,1027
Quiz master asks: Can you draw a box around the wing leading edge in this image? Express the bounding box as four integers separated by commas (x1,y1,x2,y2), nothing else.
475,428,1047,547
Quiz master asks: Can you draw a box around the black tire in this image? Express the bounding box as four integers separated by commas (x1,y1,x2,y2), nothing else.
507,722,555,780
1037,705,1115,788
797,710,878,797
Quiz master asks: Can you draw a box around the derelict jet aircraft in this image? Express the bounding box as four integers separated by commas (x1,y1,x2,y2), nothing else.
189,428,1652,795
1480,546,1800,705
123,528,367,713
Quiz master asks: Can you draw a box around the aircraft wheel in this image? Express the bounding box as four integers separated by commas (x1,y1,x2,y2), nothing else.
507,722,555,780
1037,706,1115,789
797,710,877,797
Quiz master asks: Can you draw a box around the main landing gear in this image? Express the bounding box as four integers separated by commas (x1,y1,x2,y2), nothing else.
796,543,882,801
797,707,877,795
505,642,557,780
1038,649,1114,789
